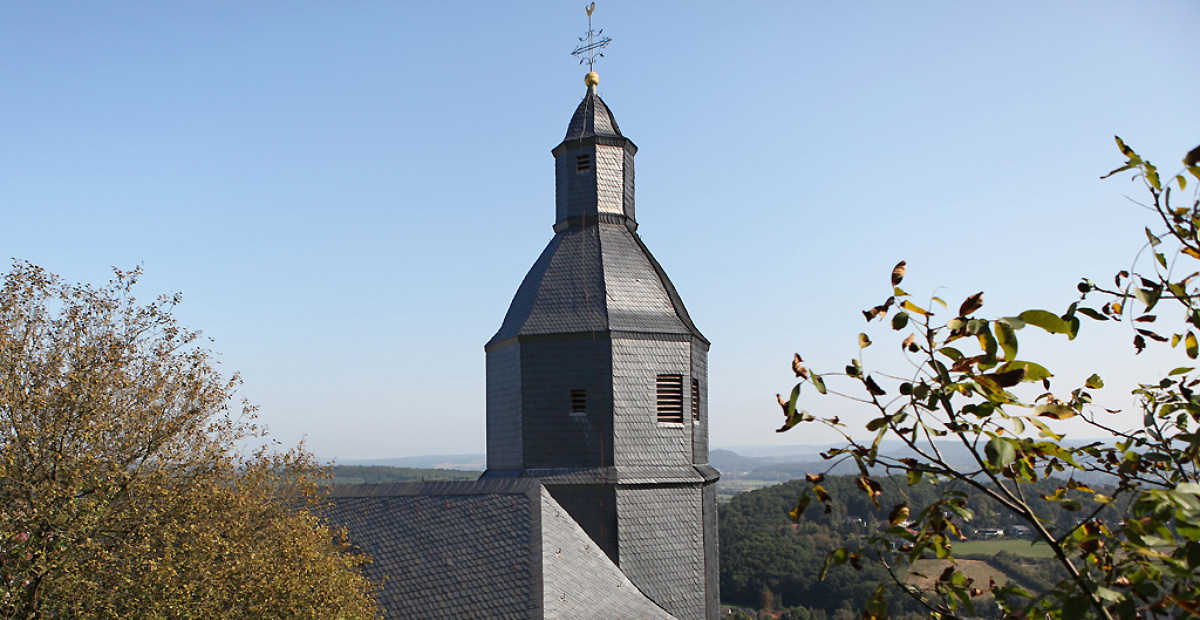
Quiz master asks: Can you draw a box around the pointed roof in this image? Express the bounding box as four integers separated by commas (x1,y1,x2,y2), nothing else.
564,85,623,140
486,224,706,347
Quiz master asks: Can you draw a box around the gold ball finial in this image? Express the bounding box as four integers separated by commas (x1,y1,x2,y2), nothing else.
584,72,599,87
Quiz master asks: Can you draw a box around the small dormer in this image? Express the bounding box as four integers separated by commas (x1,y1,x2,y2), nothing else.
552,74,637,230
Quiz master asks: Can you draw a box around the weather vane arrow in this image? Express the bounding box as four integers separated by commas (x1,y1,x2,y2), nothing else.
571,2,611,73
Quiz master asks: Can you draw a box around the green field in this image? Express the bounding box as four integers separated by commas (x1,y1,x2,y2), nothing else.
955,538,1056,558
716,479,780,503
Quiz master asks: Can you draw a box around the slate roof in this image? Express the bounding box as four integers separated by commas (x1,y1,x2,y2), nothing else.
323,480,677,620
565,87,623,141
486,222,706,346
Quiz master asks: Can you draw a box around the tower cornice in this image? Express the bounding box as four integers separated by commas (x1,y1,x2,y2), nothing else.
551,134,637,158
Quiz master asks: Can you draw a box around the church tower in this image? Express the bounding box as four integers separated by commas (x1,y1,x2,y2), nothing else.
483,71,719,620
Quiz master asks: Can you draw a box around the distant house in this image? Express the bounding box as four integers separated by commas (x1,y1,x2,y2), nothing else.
974,528,1005,539
1007,525,1033,538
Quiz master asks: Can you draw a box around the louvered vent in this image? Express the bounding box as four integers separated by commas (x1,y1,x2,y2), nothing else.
576,154,591,172
656,375,684,423
570,389,587,415
692,378,701,423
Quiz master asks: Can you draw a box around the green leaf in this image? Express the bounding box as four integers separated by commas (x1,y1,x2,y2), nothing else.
1169,367,1194,376
1000,316,1026,329
1085,374,1104,389
939,347,963,361
1034,403,1077,420
789,494,811,522
891,311,909,330
1027,417,1064,441
1062,593,1092,620
1077,307,1108,321
995,320,1017,361
1146,227,1162,247
1017,310,1069,334
978,328,998,361
858,333,872,349
811,374,827,394
1101,162,1137,179
1146,161,1161,190
997,360,1052,383
1134,286,1161,311
1115,135,1138,159
863,585,888,620
985,437,1017,470
1176,482,1200,495
1188,332,1198,359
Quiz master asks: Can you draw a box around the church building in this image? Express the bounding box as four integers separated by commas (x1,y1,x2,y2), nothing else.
325,70,719,620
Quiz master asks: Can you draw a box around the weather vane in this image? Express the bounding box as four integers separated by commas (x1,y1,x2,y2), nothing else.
571,3,611,72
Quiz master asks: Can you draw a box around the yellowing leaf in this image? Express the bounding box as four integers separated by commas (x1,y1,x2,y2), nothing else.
901,300,930,316
1035,403,1077,420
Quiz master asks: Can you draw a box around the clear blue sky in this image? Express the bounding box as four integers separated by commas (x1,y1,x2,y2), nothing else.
3,2,1198,460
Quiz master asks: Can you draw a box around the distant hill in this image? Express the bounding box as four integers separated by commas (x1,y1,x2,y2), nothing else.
326,440,1118,496
333,454,485,470
323,465,481,485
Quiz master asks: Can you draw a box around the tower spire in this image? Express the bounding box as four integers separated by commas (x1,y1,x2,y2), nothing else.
571,2,611,87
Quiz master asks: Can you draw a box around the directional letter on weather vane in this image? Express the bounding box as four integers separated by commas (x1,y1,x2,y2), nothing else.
571,2,612,72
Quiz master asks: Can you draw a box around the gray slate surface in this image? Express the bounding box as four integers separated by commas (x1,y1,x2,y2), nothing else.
565,88,623,140
324,480,677,620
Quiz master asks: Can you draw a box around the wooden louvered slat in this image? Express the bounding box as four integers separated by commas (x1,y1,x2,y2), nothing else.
656,374,684,423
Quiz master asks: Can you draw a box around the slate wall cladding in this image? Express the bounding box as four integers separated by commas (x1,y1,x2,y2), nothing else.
617,485,706,620
545,485,619,563
487,343,523,470
611,337,692,468
520,338,613,470
540,487,679,620
623,148,636,221
557,146,597,222
595,144,626,215
702,482,720,619
691,343,709,465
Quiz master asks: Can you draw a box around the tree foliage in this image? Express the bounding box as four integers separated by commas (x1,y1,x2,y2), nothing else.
0,264,379,619
777,139,1200,620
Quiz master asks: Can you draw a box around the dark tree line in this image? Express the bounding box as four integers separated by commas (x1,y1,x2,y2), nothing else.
720,475,1082,617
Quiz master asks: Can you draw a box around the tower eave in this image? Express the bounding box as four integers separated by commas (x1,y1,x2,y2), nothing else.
551,134,638,158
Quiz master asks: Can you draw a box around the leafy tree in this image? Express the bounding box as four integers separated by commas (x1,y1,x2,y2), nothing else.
0,263,379,619
777,140,1200,620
